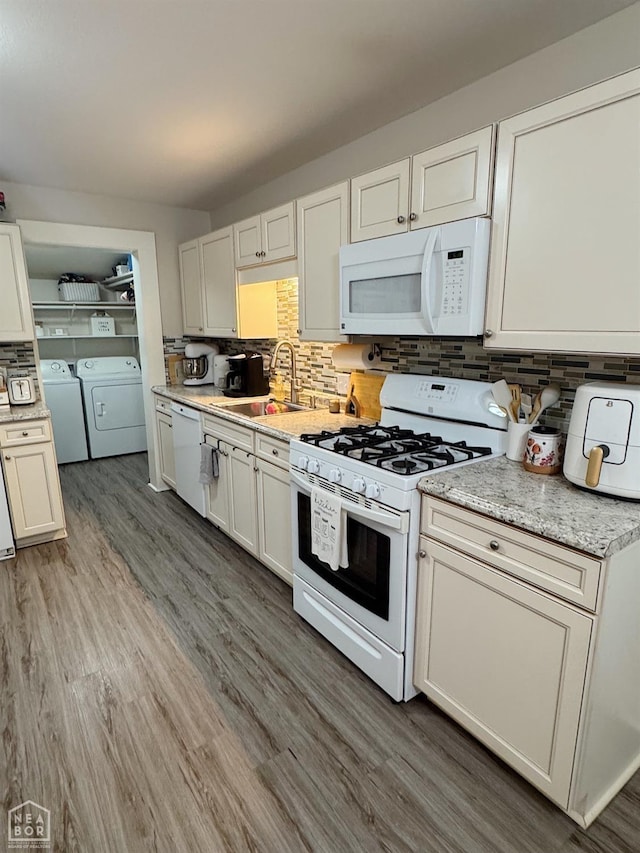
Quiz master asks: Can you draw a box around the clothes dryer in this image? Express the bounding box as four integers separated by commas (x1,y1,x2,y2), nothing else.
40,359,89,463
76,356,147,459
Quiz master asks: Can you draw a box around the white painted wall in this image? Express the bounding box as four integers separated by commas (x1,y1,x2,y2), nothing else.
209,4,640,228
2,181,210,338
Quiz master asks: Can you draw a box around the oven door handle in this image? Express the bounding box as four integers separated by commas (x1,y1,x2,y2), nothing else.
290,470,409,533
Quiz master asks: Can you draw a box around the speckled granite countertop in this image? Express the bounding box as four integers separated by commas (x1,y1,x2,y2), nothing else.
152,385,374,442
0,401,50,423
418,456,640,558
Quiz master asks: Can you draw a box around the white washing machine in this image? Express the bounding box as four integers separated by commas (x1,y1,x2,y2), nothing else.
40,359,89,464
76,356,147,459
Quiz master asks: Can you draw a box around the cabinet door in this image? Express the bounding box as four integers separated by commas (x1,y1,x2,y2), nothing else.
485,69,640,353
233,215,262,268
297,182,349,342
227,445,258,555
178,239,204,335
206,441,230,533
156,411,176,490
350,159,410,242
410,126,494,229
262,202,296,263
2,441,65,539
256,458,292,584
414,539,592,808
0,223,35,342
201,227,238,338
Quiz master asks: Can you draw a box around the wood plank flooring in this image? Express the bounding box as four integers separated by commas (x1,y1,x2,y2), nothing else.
1,452,638,852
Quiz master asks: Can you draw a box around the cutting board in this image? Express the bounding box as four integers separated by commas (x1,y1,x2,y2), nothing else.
345,372,385,420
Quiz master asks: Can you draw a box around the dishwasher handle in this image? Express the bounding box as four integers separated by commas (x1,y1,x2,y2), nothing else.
170,402,201,421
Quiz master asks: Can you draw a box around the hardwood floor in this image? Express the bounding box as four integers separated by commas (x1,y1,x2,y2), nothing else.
1,452,638,852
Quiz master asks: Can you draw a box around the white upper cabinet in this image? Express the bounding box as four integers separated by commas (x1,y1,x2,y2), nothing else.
0,223,35,341
179,239,204,335
350,160,411,242
410,126,494,230
201,227,237,337
350,127,494,242
485,69,640,354
297,181,349,343
233,202,296,268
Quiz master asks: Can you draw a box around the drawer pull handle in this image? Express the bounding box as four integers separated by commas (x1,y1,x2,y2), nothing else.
489,540,500,551
418,549,427,559
272,448,279,456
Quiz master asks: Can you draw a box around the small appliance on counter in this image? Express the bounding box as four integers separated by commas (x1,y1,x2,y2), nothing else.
212,354,231,390
564,381,640,500
182,343,219,386
224,353,270,398
7,375,36,405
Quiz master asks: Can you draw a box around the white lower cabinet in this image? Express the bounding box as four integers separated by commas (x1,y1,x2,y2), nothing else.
416,496,640,827
202,417,291,581
1,430,66,542
256,458,292,584
155,411,176,490
414,538,592,807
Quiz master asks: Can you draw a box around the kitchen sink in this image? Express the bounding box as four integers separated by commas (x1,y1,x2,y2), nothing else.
222,400,310,418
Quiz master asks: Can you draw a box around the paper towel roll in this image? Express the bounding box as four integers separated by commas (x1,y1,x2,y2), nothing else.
332,344,381,371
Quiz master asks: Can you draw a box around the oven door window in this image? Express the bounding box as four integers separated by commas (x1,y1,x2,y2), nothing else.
297,493,390,619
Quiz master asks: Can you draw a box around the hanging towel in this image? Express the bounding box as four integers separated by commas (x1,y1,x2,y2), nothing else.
311,487,349,572
199,443,219,484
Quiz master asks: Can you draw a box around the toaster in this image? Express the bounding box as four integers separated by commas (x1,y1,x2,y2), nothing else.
563,381,640,500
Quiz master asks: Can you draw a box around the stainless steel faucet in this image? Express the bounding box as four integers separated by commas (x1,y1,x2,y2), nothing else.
270,339,297,403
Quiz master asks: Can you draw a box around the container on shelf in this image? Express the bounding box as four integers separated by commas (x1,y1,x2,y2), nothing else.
90,312,116,336
59,281,100,302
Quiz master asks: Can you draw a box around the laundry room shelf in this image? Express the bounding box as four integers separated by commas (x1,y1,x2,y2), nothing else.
33,302,135,311
39,334,138,340
101,273,134,290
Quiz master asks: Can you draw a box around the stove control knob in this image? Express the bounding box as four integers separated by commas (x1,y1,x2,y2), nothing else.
298,455,309,471
352,478,366,494
307,459,320,474
365,483,380,499
329,468,342,483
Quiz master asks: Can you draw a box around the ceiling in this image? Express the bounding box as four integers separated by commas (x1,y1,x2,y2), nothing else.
0,0,633,212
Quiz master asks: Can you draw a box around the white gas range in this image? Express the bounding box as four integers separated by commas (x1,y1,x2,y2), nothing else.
289,373,508,701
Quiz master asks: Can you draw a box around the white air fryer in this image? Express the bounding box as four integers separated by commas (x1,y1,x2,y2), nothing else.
564,382,640,500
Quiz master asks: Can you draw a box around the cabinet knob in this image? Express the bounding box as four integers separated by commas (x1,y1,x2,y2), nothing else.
272,448,279,456
256,252,261,258
484,329,493,339
22,431,29,436
231,327,236,333
397,215,406,224
409,212,417,221
4,455,11,461
489,540,500,551
418,549,427,559
260,250,266,257
198,327,203,332
296,329,301,334
254,466,259,472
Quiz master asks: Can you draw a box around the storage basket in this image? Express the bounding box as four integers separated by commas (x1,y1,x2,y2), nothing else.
59,281,100,302
90,312,116,336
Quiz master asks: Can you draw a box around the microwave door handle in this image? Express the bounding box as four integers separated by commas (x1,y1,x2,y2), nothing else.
290,470,407,532
420,227,440,334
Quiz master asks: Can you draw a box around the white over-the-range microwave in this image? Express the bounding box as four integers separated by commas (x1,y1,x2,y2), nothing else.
339,216,490,336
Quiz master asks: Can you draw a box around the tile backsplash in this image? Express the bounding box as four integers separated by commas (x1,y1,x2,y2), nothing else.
164,279,639,431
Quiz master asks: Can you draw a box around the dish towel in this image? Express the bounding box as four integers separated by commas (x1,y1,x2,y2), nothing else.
199,443,219,484
311,487,349,572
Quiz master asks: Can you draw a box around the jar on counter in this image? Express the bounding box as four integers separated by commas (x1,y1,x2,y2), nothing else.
523,425,564,475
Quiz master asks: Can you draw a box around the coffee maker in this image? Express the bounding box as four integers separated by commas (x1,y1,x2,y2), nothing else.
182,343,219,386
224,353,270,397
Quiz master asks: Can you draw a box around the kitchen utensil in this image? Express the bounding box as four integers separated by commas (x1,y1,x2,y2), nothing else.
530,383,561,423
345,372,385,420
521,393,532,421
508,383,521,422
491,379,515,422
524,426,564,475
563,382,640,499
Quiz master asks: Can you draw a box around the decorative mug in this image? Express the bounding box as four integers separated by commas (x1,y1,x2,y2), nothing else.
523,425,564,475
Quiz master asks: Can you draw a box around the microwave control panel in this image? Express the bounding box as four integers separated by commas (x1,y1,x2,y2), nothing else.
441,248,469,317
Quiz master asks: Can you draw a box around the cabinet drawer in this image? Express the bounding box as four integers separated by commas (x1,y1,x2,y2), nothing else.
255,434,289,469
202,413,254,451
154,395,173,415
0,419,52,447
421,497,601,611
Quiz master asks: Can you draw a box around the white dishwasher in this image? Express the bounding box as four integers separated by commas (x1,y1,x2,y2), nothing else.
170,403,206,516
0,467,15,560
